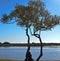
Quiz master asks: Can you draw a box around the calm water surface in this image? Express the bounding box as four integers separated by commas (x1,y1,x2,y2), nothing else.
0,47,60,60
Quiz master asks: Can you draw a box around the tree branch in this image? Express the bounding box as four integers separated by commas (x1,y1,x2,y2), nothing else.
29,27,34,36
33,33,40,38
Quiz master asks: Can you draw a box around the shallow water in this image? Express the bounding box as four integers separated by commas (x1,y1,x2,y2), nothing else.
0,46,60,60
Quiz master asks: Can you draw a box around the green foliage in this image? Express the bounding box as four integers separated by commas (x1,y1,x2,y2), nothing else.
28,0,60,32
1,0,60,32
1,14,9,23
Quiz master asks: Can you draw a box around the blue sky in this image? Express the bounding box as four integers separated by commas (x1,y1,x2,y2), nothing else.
0,0,60,43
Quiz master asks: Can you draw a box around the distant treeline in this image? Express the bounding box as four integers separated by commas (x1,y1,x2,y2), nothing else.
0,42,60,47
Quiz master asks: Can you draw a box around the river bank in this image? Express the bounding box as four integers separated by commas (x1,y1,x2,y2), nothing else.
0,43,60,47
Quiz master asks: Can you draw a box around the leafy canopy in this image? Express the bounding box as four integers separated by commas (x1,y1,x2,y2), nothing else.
1,0,60,32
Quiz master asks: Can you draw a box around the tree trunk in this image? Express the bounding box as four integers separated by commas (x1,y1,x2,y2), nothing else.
33,34,43,61
36,35,43,61
25,28,30,61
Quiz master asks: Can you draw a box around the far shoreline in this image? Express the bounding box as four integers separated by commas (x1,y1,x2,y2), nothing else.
0,42,60,47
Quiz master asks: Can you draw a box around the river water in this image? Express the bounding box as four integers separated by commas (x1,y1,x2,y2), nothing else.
0,46,60,60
